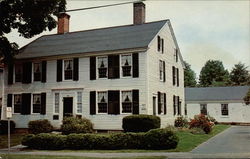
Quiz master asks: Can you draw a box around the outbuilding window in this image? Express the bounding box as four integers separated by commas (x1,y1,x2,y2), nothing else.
200,104,207,115
221,104,228,116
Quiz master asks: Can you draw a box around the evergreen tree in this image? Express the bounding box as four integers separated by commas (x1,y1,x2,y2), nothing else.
184,61,197,87
229,62,250,86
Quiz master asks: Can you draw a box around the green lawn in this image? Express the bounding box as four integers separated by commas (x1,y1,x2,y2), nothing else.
0,154,165,159
172,124,230,152
0,133,27,149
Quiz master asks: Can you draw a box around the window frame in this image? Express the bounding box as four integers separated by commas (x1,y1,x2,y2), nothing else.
200,103,207,115
13,94,22,114
97,91,108,114
159,60,164,81
33,62,42,82
76,92,82,114
32,94,41,114
63,59,73,81
121,90,133,114
97,56,108,79
54,92,60,114
158,93,164,115
221,103,229,116
120,54,133,78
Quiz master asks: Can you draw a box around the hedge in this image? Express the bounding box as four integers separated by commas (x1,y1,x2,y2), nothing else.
122,115,160,132
28,119,53,134
0,120,16,134
22,128,178,150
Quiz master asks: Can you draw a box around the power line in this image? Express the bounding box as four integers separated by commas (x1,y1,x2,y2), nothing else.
65,0,144,13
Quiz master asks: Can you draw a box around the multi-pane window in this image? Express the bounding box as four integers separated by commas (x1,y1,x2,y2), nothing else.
98,57,108,78
14,94,21,113
33,63,41,81
64,59,73,80
33,94,41,113
221,104,228,116
121,55,132,77
54,93,59,114
159,60,164,81
98,91,108,113
15,64,22,82
77,92,82,114
122,91,132,113
200,104,207,115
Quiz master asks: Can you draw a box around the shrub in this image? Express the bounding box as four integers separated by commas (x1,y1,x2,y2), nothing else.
189,114,213,134
207,115,218,124
28,119,53,134
61,117,93,135
122,115,160,132
0,120,16,134
174,116,189,128
189,128,205,134
22,128,178,150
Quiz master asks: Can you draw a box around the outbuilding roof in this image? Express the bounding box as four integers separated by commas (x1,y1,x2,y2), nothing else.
185,86,250,102
16,20,168,59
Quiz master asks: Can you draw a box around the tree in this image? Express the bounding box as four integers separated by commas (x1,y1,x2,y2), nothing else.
0,0,66,64
229,62,249,86
244,88,250,105
199,60,229,87
184,61,196,87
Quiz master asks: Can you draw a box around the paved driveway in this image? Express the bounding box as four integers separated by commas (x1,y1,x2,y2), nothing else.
192,126,250,154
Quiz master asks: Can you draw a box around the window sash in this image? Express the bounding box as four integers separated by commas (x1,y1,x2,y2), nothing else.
64,60,73,80
33,94,41,113
98,57,108,78
122,91,133,113
34,63,41,81
200,104,207,115
98,91,108,113
221,104,228,115
77,92,82,114
121,55,132,77
54,93,59,114
159,61,164,80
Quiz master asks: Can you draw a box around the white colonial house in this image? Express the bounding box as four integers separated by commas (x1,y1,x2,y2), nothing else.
1,2,185,130
185,86,250,124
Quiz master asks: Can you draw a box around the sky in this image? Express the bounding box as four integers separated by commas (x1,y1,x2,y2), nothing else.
6,0,250,79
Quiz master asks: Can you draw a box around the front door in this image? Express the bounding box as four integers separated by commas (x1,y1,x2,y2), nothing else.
153,96,156,115
63,97,73,117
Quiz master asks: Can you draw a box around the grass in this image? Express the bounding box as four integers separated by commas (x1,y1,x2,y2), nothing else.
172,124,230,152
0,133,27,149
0,154,166,159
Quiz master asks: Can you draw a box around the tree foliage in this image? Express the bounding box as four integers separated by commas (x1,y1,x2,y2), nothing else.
199,60,229,87
184,61,196,87
0,0,66,64
229,62,250,86
244,89,250,105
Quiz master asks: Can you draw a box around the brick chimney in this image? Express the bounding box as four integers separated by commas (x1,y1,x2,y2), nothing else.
133,2,145,25
57,13,70,34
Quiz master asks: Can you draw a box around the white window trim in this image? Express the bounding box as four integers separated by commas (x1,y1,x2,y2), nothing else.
120,54,133,78
120,90,133,114
96,91,108,114
63,59,73,81
13,94,22,114
96,56,108,79
31,93,41,114
54,92,60,114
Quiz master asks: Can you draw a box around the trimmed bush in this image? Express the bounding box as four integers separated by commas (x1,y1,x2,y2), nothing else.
122,115,160,132
28,119,53,134
189,114,213,134
61,117,93,135
0,120,16,134
22,128,178,150
174,116,189,128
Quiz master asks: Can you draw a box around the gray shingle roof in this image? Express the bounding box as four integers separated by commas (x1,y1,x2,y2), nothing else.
185,86,250,102
16,20,168,59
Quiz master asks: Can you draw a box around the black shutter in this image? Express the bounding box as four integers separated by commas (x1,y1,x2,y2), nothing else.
41,61,47,83
158,92,161,114
73,58,79,81
22,62,32,83
7,94,12,107
173,95,176,115
21,93,31,115
132,89,139,114
157,36,161,52
90,91,96,115
8,64,13,85
161,39,164,53
90,57,96,80
177,68,179,87
132,53,139,78
164,93,166,114
108,55,120,79
177,96,180,115
108,90,120,115
163,61,166,82
57,60,62,82
172,66,176,86
41,93,46,115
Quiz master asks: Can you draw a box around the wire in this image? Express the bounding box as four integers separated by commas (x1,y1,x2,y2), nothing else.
64,0,144,13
